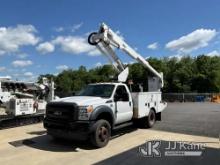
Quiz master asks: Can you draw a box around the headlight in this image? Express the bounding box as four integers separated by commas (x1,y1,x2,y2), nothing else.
78,105,93,120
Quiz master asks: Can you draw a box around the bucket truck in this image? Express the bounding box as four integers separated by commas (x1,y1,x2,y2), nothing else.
44,23,167,148
0,78,56,129
5,77,56,116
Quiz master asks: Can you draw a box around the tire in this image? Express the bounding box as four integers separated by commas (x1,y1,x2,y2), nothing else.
140,109,156,128
90,119,111,148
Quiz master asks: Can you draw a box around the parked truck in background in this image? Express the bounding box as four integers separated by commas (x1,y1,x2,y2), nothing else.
44,23,167,148
0,77,57,129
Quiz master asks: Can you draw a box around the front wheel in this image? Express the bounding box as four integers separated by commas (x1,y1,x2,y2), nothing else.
90,120,111,148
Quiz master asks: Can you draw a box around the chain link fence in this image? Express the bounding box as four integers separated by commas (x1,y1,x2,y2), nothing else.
162,93,220,102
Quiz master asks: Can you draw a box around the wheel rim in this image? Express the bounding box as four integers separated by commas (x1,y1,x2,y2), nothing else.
98,126,109,142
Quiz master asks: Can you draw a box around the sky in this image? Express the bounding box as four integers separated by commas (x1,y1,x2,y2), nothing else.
0,0,220,81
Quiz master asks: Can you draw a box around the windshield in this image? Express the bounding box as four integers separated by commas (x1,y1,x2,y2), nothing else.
77,84,115,98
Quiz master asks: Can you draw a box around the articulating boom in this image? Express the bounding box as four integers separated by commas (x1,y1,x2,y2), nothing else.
88,23,164,90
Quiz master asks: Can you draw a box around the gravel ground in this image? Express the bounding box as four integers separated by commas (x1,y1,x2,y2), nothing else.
153,102,220,138
0,103,219,165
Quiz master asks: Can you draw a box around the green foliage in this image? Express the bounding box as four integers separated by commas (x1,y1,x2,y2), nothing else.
38,55,220,96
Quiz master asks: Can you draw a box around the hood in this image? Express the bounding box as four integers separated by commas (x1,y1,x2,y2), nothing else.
53,96,108,106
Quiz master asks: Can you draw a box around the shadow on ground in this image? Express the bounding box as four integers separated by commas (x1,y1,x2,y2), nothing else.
9,125,137,152
94,140,220,165
27,130,47,135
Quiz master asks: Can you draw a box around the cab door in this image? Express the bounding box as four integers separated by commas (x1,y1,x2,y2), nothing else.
114,85,133,124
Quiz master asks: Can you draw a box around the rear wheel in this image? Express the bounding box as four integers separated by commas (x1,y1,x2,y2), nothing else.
90,119,111,148
140,109,156,128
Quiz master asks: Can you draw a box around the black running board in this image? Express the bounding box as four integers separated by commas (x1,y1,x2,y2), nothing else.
113,121,133,130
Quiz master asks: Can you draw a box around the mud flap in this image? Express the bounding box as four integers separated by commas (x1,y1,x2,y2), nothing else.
156,112,161,121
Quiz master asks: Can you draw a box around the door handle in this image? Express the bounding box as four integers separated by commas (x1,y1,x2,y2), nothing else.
129,101,131,106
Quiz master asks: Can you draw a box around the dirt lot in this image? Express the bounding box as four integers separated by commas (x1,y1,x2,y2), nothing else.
0,103,219,165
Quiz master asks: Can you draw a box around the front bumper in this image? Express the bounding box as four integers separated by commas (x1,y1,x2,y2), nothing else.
43,118,94,140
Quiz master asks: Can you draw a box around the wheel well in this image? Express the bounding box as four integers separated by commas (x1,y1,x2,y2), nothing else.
150,107,156,113
96,112,113,127
150,107,161,121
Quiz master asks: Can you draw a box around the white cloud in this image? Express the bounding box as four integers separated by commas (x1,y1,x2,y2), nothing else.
22,76,37,82
129,61,135,64
207,50,220,57
54,23,83,33
21,68,26,72
84,31,95,36
36,65,42,68
56,65,69,70
0,75,11,79
12,60,33,67
88,49,101,56
53,72,59,76
52,35,100,56
12,73,21,77
17,53,28,59
0,66,6,72
166,29,217,53
24,72,33,77
0,25,39,55
115,30,124,40
145,56,150,60
38,29,101,56
54,27,64,32
11,72,37,82
95,62,102,67
134,47,138,51
168,54,183,61
71,22,83,32
7,68,18,73
36,42,55,54
147,42,158,50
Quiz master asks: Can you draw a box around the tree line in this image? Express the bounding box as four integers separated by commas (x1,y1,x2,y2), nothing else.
38,55,220,96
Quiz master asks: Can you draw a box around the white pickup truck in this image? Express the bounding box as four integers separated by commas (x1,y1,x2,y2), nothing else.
44,82,167,147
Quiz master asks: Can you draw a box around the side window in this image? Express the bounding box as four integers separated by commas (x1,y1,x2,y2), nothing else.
114,85,129,102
